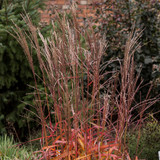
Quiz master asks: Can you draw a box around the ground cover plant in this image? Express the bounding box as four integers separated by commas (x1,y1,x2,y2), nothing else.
0,134,37,160
127,115,160,160
11,8,160,159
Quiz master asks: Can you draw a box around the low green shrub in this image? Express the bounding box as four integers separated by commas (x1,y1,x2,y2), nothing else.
127,117,160,160
0,135,37,160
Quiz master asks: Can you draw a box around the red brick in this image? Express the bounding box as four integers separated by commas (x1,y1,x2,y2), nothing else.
40,0,108,25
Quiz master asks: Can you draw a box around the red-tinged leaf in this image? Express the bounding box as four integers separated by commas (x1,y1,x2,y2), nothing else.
55,140,67,144
107,141,117,145
88,143,119,153
110,154,122,160
77,133,84,142
75,153,92,160
53,133,65,144
89,122,103,129
24,135,53,144
88,81,93,87
78,138,85,150
135,156,138,160
108,146,120,153
42,145,57,150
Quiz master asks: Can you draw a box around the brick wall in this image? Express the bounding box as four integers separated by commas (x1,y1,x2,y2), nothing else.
40,0,106,26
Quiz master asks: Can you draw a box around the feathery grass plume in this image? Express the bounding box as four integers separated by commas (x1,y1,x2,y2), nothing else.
12,7,159,160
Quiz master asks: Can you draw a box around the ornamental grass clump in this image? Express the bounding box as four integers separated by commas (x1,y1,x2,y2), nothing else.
12,8,159,160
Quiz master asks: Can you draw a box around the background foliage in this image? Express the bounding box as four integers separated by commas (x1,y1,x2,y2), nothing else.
0,0,49,139
94,0,160,116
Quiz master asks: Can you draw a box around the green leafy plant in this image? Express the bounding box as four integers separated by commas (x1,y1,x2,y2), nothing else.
127,116,160,160
0,134,37,160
